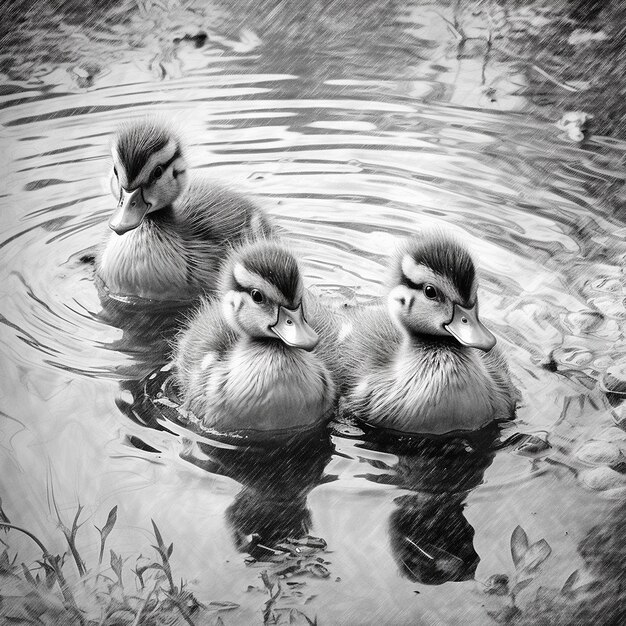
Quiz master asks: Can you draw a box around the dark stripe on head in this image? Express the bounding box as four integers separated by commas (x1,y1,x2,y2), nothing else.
159,148,181,178
233,242,301,303
401,234,476,303
115,120,178,185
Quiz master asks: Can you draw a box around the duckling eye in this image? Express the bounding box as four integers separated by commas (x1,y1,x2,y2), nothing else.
250,289,264,304
424,284,438,300
152,165,164,181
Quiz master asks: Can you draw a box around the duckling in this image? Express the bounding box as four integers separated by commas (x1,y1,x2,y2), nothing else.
96,118,275,301
336,232,516,435
173,240,336,432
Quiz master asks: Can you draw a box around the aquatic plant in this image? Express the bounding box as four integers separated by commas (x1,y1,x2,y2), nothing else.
482,525,552,622
259,568,319,626
0,500,224,626
240,535,328,625
482,524,605,624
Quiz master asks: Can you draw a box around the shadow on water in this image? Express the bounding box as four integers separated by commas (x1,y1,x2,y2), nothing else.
356,425,498,585
190,433,335,558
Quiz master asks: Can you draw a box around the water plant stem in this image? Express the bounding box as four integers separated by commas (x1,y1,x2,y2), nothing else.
0,521,85,626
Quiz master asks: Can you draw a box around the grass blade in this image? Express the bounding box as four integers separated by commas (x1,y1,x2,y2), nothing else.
96,506,118,565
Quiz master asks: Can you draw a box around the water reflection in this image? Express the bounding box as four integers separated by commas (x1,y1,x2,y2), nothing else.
357,426,496,584
96,289,194,372
187,431,333,558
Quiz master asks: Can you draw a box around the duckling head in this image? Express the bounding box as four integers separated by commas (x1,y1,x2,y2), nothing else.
387,233,496,351
220,242,319,351
108,119,189,235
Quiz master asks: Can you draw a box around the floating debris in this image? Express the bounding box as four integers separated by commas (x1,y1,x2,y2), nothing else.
484,574,510,596
568,29,608,46
556,111,593,141
173,31,208,48
575,441,622,466
579,466,626,491
601,361,626,395
67,62,101,88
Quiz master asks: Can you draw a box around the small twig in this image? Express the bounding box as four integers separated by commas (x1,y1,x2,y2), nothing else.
433,11,464,41
532,64,580,92
65,505,87,577
0,522,50,555
47,476,87,577
256,543,284,555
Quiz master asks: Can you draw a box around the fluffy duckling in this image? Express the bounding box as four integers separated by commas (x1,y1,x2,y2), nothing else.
173,241,336,431
337,232,516,435
96,119,275,301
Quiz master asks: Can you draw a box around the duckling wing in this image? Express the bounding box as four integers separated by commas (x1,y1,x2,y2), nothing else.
338,305,401,389
481,344,519,416
177,177,275,244
175,178,277,293
173,297,237,392
302,289,346,358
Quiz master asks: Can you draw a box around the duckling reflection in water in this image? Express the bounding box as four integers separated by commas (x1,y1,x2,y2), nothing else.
225,437,334,559
96,118,275,301
332,231,517,434
173,240,336,431
358,427,496,584
178,432,334,560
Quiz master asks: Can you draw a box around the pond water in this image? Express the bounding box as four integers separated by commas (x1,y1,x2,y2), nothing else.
2,1,626,624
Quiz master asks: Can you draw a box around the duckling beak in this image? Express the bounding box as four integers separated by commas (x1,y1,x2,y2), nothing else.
109,187,151,235
444,303,496,352
270,304,319,351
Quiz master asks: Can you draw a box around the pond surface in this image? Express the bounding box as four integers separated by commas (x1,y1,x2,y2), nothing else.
2,1,626,624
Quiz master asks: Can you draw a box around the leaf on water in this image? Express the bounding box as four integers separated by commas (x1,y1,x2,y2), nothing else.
356,457,394,471
207,601,240,611
560,570,580,596
287,536,327,550
304,563,330,578
572,580,602,595
511,526,529,568
512,578,533,596
520,539,552,573
535,585,559,605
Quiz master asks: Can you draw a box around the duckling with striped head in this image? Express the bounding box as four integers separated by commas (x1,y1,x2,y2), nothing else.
337,232,516,434
96,118,274,301
173,241,336,432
